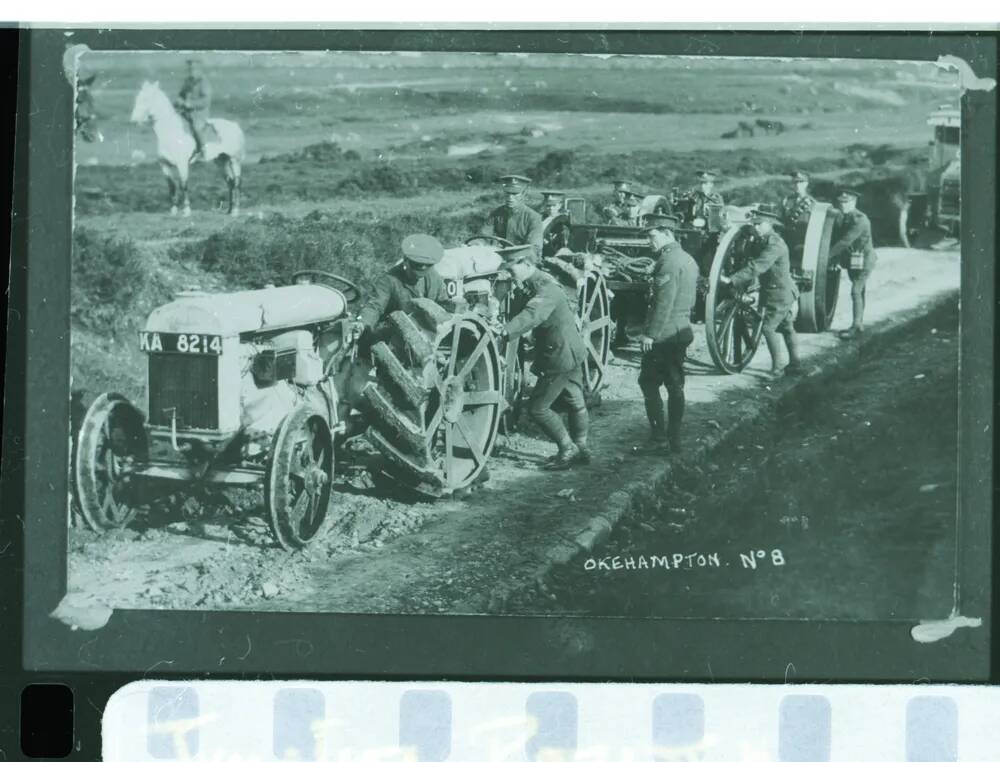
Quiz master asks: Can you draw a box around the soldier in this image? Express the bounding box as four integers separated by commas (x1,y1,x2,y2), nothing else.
495,244,590,470
633,214,699,456
780,170,816,271
484,174,544,261
829,188,876,340
601,180,632,224
689,170,725,221
355,233,452,334
623,191,644,226
719,205,803,378
175,58,212,160
539,190,566,222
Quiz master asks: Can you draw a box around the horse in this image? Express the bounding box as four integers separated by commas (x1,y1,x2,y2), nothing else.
129,81,245,217
75,74,104,144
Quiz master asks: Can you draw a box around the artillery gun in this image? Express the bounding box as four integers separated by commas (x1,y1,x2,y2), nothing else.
554,196,839,374
897,105,961,247
74,273,504,550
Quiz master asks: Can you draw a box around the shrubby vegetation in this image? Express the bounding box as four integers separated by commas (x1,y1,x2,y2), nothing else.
170,209,484,294
74,141,920,215
71,229,172,334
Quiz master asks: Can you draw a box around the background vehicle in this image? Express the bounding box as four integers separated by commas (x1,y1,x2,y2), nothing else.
898,105,961,247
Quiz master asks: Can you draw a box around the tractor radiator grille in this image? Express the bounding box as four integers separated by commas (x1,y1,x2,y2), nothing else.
148,353,219,429
939,180,960,217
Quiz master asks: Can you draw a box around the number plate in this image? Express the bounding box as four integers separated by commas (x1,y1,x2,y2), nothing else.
139,331,223,355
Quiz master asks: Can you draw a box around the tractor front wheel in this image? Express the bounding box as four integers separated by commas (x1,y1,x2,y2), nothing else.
265,405,335,550
74,392,147,531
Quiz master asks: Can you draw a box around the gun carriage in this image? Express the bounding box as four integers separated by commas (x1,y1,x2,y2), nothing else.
552,194,840,375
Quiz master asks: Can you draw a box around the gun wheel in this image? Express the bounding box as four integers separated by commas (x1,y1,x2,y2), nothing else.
364,299,502,496
266,405,335,550
794,201,841,333
705,224,766,374
74,392,147,531
578,269,612,400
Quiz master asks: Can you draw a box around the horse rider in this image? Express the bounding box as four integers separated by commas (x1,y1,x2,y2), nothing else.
175,58,212,160
539,190,566,222
633,214,699,456
720,205,803,379
780,170,816,272
354,233,452,338
689,170,725,222
601,180,633,224
829,188,876,340
483,175,545,262
495,244,590,470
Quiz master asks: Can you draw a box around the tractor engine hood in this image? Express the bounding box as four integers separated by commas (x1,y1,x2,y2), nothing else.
145,285,348,337
435,245,505,281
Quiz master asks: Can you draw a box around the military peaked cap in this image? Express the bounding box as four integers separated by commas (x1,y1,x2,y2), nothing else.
836,188,861,201
695,170,718,181
612,180,632,191
789,170,809,182
748,204,783,224
499,174,532,193
643,213,681,231
496,244,536,265
540,190,565,200
401,233,445,265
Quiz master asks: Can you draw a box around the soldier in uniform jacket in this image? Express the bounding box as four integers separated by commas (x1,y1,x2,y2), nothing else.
539,190,565,222
689,170,725,221
829,188,877,340
496,245,590,470
601,179,633,225
780,170,816,271
175,58,212,159
483,175,544,261
356,234,452,333
633,215,700,455
721,205,804,378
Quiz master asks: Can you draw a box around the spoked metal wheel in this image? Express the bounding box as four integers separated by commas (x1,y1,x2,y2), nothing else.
363,299,502,495
541,214,572,258
266,405,334,550
705,224,766,374
74,392,147,531
499,336,528,435
577,269,612,400
794,201,841,333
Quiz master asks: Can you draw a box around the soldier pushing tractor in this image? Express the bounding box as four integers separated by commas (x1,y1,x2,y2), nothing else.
73,158,884,551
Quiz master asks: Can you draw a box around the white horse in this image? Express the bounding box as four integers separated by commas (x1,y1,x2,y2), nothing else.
130,81,245,217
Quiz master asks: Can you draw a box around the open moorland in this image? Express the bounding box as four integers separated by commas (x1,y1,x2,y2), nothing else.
72,51,957,399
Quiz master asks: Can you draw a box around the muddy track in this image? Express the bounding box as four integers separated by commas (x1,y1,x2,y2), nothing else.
65,247,960,618
518,299,959,620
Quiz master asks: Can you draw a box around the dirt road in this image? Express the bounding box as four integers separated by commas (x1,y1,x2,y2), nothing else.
518,297,959,621
65,246,959,618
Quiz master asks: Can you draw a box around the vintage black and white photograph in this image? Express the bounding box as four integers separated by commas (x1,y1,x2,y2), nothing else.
63,47,968,624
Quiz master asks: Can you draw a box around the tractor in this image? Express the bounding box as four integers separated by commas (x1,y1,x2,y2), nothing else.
898,105,961,247
74,240,612,550
75,274,505,550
